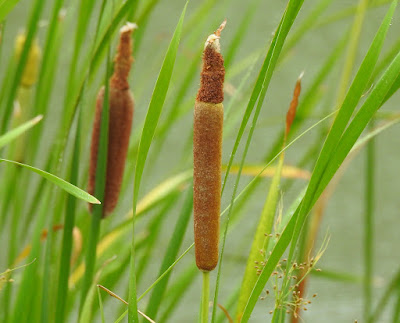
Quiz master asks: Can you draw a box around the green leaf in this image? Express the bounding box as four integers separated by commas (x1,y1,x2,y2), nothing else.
0,159,100,204
0,115,42,149
145,187,193,320
214,0,305,321
236,153,285,320
0,0,45,132
128,3,187,322
241,2,399,320
0,0,20,22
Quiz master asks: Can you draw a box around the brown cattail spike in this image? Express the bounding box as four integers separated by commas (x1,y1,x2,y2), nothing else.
111,22,137,90
285,71,303,137
193,21,226,272
88,23,136,217
196,20,226,104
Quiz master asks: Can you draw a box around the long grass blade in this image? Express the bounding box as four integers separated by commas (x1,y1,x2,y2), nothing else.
241,3,399,320
0,158,99,203
0,115,42,149
128,4,187,322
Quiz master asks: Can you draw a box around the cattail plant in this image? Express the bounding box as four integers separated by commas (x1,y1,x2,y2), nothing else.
193,20,226,272
193,20,226,323
88,22,136,217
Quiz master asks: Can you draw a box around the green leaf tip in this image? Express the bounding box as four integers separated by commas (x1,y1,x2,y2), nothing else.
0,158,100,204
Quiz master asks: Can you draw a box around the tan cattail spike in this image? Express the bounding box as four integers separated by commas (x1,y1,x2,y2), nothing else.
193,21,226,272
88,22,136,217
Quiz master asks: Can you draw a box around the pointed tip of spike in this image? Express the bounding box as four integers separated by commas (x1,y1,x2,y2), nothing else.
120,22,138,34
204,19,227,52
298,70,305,81
215,19,227,37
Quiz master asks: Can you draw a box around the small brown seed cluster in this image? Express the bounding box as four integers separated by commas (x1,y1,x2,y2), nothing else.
258,256,321,319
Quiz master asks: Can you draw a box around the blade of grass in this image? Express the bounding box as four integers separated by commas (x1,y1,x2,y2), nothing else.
214,1,305,321
0,115,42,148
369,267,400,323
54,109,81,323
241,6,400,319
0,0,46,133
79,22,112,314
364,119,375,322
11,187,52,323
0,158,99,204
135,194,179,281
28,0,66,163
0,0,21,23
145,186,193,320
235,147,285,320
128,3,187,322
336,0,369,105
224,0,261,68
288,0,397,267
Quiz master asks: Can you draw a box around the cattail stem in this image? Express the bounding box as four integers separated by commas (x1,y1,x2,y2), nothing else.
193,21,226,273
201,271,210,323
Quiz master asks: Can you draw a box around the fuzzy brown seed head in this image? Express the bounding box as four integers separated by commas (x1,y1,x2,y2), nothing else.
88,23,135,217
193,22,226,272
193,101,223,271
111,23,136,90
196,22,226,104
196,46,225,104
88,87,134,217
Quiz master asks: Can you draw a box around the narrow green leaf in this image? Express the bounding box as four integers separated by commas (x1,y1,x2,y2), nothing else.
214,0,305,321
0,159,100,204
0,0,45,132
289,0,398,264
145,187,194,320
97,288,106,323
241,3,399,320
0,115,42,149
128,3,187,322
55,109,81,323
236,153,284,320
0,0,20,22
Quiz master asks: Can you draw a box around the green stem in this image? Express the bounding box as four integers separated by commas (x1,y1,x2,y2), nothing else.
79,211,102,314
55,109,81,323
3,168,21,322
128,239,139,323
364,120,375,321
336,0,369,105
369,267,400,323
201,271,210,323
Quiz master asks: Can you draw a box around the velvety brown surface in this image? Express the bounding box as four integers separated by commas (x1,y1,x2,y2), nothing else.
110,28,133,91
88,86,134,217
193,101,223,271
196,46,225,104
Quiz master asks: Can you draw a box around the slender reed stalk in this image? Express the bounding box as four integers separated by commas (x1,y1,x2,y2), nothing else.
55,110,81,323
201,271,210,323
364,119,375,321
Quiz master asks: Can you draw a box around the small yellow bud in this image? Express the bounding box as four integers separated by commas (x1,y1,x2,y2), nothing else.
14,32,41,87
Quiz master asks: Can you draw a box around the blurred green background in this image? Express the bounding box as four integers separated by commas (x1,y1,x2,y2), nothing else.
1,0,400,322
